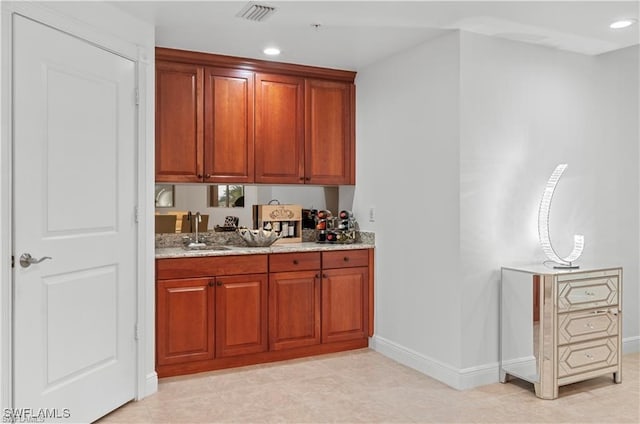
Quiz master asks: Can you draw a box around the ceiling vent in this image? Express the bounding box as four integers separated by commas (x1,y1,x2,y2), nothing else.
236,2,277,22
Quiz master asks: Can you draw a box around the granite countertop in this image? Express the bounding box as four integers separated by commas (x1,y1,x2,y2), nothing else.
156,241,375,259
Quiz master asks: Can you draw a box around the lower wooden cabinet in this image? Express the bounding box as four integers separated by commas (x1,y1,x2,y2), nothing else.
269,270,321,350
321,267,368,343
156,249,373,377
215,274,268,357
156,277,215,365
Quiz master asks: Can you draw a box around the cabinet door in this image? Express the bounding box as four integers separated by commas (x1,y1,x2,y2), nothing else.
155,61,204,182
215,274,268,357
156,278,214,365
322,267,368,343
204,68,254,183
269,271,321,350
255,73,304,184
305,80,354,185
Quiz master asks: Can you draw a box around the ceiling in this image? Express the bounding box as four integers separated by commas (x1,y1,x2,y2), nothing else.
112,1,640,71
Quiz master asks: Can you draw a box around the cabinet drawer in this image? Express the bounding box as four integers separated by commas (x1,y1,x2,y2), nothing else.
558,337,618,378
558,309,619,345
269,252,320,272
157,255,268,279
557,277,619,313
322,249,369,269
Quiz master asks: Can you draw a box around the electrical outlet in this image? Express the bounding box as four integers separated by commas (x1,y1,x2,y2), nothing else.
369,207,375,222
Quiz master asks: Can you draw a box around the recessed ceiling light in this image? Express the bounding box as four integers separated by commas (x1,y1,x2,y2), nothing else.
263,47,281,56
610,19,637,29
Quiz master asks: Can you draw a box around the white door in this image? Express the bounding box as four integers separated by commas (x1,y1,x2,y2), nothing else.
13,15,137,423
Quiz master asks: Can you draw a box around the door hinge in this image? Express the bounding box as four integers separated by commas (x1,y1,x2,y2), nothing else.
134,324,139,341
11,255,14,268
135,88,140,105
134,206,139,223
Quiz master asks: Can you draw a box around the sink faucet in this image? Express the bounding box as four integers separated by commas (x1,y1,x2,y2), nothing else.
187,211,206,248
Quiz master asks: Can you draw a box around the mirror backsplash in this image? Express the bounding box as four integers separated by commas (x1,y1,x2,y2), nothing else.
155,184,343,231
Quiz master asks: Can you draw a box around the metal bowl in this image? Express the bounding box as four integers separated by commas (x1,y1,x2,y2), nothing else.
237,228,282,247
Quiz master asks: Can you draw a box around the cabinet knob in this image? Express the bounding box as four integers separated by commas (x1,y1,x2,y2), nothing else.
205,174,211,178
305,177,311,181
216,281,223,287
299,177,304,181
208,280,215,287
343,256,349,262
323,274,328,278
293,260,299,265
197,173,203,179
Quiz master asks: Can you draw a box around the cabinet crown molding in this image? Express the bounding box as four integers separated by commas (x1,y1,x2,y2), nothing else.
156,47,356,83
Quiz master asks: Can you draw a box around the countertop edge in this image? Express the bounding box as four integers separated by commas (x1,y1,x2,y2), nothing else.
155,242,375,259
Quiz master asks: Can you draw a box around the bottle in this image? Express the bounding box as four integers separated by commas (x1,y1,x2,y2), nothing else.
339,210,353,220
281,221,289,237
317,210,332,220
317,230,327,242
326,231,337,242
288,222,295,237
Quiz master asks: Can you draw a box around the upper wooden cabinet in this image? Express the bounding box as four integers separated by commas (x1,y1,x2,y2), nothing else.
254,73,305,184
204,68,254,183
155,61,203,183
155,48,357,185
305,80,355,185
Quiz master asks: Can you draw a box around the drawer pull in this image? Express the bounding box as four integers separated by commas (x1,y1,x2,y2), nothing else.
216,281,223,287
293,260,299,265
590,310,608,315
585,353,594,360
585,290,596,296
585,322,595,329
343,257,349,262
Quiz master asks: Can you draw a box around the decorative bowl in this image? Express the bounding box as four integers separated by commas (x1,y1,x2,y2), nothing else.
237,228,282,247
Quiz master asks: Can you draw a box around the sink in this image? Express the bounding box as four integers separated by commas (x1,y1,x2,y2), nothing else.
182,244,231,251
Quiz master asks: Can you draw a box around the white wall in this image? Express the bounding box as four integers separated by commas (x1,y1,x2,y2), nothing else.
354,32,463,375
459,33,639,369
355,30,639,389
594,45,640,346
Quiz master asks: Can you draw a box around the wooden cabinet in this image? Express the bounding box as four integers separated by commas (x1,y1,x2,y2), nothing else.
156,277,214,365
321,250,369,343
204,67,254,183
155,48,357,185
156,63,254,183
269,252,321,350
215,273,268,357
254,73,305,184
155,248,372,377
305,79,355,185
155,61,203,182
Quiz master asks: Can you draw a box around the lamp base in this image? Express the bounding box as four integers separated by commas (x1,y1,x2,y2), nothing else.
553,264,580,269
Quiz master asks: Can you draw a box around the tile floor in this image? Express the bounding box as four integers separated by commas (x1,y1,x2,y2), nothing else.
99,349,640,423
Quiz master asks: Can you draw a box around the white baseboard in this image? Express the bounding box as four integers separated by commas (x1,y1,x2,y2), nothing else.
623,336,640,353
370,335,496,390
138,371,158,400
372,335,640,391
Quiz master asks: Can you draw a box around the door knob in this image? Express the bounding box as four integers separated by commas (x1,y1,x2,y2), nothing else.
19,253,52,268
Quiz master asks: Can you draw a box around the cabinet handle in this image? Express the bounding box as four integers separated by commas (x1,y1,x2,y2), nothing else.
208,280,215,287
205,174,211,178
585,322,595,329
343,256,349,262
293,260,299,265
216,281,223,286
197,174,203,179
315,274,320,279
305,177,311,181
299,177,304,181
585,290,596,296
590,309,609,315
585,353,594,360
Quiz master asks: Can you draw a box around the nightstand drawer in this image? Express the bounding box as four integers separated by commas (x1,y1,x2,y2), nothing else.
558,309,619,345
558,337,618,378
558,277,618,313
